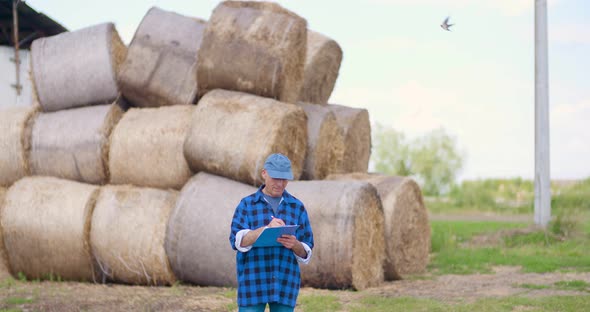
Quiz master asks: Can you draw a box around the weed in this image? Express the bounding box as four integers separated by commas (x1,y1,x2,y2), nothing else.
5,296,33,305
44,272,63,282
549,213,582,238
0,277,16,289
222,289,236,299
514,283,550,290
169,280,184,296
225,302,237,312
16,272,26,282
554,280,590,292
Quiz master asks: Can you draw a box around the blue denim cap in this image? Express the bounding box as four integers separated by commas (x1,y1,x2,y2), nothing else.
263,153,294,180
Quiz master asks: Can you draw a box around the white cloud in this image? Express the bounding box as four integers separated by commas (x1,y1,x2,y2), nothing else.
356,37,419,52
381,81,460,134
550,100,590,178
368,0,560,16
550,23,590,45
330,80,462,135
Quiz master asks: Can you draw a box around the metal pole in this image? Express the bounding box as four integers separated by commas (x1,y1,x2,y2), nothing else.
12,0,22,95
534,0,551,226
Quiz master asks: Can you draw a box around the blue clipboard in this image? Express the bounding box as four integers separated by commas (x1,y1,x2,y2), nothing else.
253,225,299,247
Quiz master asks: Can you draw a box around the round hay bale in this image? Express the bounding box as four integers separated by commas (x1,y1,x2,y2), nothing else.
287,180,385,290
30,101,125,184
109,105,193,189
91,185,178,285
297,102,345,180
0,187,12,279
165,172,255,287
327,104,371,173
0,107,37,186
118,7,207,107
326,173,431,279
1,176,100,281
196,1,307,103
31,23,127,112
298,31,343,104
184,89,307,185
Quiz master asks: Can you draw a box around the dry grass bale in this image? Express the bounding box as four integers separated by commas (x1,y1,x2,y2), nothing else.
109,105,193,189
298,31,343,104
31,23,126,112
0,187,11,280
0,107,37,186
30,101,125,184
91,185,178,285
287,180,385,290
184,90,307,185
1,176,100,281
297,103,345,180
166,172,255,287
326,104,371,173
196,1,307,103
118,7,206,107
326,173,431,279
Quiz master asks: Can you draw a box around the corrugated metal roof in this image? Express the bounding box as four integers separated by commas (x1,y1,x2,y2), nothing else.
0,0,68,49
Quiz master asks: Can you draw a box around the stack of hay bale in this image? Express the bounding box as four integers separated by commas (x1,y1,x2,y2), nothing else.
0,1,430,290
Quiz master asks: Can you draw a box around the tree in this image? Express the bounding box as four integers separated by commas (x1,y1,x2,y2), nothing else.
373,124,412,176
372,124,464,196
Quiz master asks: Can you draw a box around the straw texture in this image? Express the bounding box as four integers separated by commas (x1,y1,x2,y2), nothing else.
297,102,345,180
1,177,100,281
287,180,385,290
0,107,37,186
184,89,307,185
91,185,178,285
118,7,206,107
327,104,371,173
30,101,125,184
196,1,307,103
109,105,193,189
298,31,343,104
165,172,256,286
0,187,11,279
326,173,431,279
30,23,126,112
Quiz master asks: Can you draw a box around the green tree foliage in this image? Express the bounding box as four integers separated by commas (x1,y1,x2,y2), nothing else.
372,123,464,195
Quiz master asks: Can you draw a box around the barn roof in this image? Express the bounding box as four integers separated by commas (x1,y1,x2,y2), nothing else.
0,1,67,49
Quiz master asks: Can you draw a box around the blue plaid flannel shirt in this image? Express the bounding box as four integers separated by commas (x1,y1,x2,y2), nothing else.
229,185,314,307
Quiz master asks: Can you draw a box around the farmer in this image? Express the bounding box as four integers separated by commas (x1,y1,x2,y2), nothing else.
229,153,314,312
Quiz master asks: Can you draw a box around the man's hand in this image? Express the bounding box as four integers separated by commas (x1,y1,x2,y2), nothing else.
277,235,307,258
241,216,285,247
268,216,285,227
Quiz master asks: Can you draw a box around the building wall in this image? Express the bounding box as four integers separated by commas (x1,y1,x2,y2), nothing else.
0,46,33,108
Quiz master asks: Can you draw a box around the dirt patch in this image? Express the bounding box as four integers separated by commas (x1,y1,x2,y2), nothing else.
359,266,590,304
429,213,532,223
463,226,547,248
1,267,589,311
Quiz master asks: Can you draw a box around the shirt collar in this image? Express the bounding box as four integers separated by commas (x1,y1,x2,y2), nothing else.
254,184,295,205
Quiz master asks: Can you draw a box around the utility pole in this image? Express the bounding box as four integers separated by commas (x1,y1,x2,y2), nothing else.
534,0,551,226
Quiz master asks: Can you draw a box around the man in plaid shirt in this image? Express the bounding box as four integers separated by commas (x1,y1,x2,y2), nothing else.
229,153,314,312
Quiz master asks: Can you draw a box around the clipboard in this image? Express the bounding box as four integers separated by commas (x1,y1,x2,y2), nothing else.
253,225,299,247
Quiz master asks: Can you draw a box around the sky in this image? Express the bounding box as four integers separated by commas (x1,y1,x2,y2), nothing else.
26,0,590,181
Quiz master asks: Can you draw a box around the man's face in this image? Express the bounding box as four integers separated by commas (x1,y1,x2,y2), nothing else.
261,169,288,197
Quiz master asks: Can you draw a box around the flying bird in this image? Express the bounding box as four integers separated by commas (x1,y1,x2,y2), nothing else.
440,16,453,31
